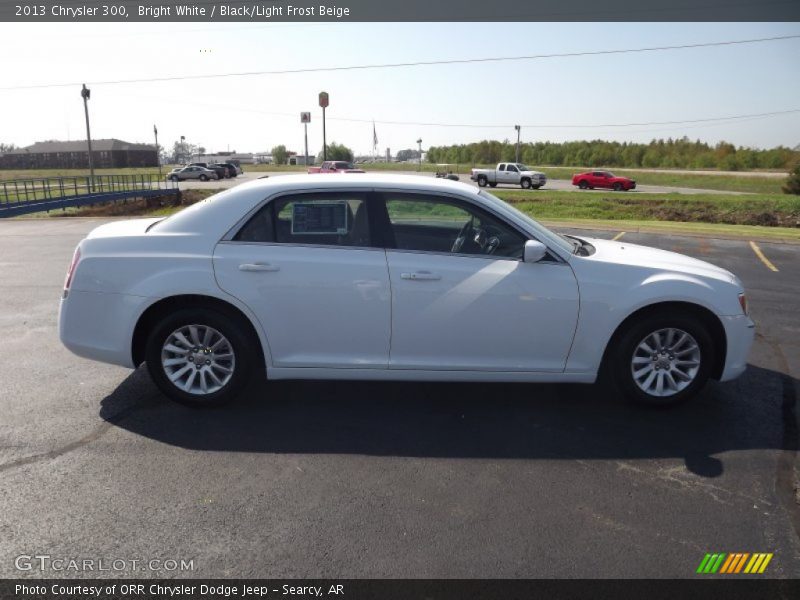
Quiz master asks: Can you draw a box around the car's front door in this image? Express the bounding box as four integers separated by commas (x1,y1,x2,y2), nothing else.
379,192,579,372
213,191,391,369
504,163,520,185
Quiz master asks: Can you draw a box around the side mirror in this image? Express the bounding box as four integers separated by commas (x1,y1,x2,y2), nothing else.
523,240,548,263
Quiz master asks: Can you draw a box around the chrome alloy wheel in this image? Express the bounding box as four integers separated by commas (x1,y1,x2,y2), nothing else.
161,324,235,395
631,328,701,397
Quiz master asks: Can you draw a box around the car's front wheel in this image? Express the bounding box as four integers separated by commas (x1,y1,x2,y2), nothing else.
145,308,255,407
521,178,532,189
613,182,623,191
611,313,713,406
199,174,208,181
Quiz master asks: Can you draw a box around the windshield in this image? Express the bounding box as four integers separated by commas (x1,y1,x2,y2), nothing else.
334,162,354,169
515,164,531,171
477,190,575,254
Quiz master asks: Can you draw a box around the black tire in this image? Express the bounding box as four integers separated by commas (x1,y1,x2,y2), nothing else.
532,185,541,190
578,180,589,190
488,182,497,188
609,312,714,407
521,178,532,189
477,175,488,187
145,308,257,407
199,174,208,181
170,175,178,182
613,182,623,191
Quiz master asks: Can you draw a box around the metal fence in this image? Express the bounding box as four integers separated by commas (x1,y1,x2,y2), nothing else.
0,174,179,217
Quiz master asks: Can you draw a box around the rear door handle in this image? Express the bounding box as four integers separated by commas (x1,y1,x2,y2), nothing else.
239,263,280,272
400,271,441,281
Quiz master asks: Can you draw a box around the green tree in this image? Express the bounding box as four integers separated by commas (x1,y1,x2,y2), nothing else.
271,145,288,165
318,141,353,163
783,163,800,195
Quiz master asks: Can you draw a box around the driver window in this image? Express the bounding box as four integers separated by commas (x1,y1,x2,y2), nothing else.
384,194,526,259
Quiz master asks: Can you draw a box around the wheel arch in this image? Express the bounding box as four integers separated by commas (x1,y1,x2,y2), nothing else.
600,301,727,380
131,294,267,371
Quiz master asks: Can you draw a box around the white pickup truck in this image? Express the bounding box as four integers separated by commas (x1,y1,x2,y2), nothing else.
470,163,547,189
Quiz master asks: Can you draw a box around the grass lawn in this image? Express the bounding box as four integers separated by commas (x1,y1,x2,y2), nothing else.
492,190,800,228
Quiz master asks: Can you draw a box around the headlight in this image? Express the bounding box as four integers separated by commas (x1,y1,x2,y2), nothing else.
738,293,748,315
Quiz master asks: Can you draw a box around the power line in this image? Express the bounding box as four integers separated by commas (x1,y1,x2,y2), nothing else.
124,93,800,130
1,34,798,91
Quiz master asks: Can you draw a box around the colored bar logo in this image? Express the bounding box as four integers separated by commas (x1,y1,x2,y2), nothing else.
696,553,773,574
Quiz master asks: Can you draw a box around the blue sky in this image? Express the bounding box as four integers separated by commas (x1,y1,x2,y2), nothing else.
1,21,798,155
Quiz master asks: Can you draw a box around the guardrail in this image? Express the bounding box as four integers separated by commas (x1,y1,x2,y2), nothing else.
0,174,179,217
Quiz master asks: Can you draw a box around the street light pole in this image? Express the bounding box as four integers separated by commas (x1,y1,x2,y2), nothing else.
514,125,521,164
417,138,422,172
153,124,161,177
81,84,95,190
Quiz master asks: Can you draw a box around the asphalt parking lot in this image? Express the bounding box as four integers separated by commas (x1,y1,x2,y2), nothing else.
0,218,798,578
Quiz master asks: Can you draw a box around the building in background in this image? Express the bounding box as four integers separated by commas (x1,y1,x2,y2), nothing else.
0,139,157,169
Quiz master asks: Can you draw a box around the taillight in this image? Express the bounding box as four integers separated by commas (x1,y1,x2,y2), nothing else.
738,293,748,315
63,247,81,298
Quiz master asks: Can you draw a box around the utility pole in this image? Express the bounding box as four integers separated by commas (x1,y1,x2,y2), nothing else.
514,125,521,164
416,138,422,172
81,84,95,190
300,112,311,165
319,92,329,161
153,124,161,177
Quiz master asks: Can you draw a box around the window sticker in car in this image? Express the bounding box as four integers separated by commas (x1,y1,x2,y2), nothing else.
291,201,349,235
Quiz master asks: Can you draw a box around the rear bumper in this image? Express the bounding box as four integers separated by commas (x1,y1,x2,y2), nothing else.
719,314,755,382
59,290,151,369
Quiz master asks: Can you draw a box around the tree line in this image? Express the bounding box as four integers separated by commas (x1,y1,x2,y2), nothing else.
426,137,800,171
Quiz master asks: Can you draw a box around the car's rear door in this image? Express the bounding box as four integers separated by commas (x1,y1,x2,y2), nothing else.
378,191,579,372
213,191,391,369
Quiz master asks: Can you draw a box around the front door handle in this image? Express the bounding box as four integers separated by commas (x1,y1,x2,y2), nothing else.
400,271,441,281
239,263,280,272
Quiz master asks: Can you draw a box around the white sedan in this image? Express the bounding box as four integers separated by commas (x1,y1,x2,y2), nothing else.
59,174,754,407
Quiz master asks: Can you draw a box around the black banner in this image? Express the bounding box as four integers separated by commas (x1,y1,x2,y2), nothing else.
3,0,800,22
2,580,800,600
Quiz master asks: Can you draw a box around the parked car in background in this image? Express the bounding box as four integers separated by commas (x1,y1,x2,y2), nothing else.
572,171,636,191
167,166,219,182
191,163,228,180
59,174,753,408
470,163,547,189
308,161,366,174
212,163,235,178
225,161,243,176
434,164,460,181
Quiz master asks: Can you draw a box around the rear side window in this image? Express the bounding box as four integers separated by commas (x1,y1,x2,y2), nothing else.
234,193,371,247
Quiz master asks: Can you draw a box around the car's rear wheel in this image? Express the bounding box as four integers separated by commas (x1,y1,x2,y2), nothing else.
199,174,208,181
477,175,488,187
521,178,532,189
611,313,713,406
578,180,589,189
170,175,178,182
145,308,255,407
613,182,623,191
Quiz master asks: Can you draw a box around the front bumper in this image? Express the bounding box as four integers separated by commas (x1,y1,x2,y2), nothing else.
719,313,755,382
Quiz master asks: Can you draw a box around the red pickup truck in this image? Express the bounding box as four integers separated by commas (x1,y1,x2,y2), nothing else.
308,161,365,174
572,171,636,191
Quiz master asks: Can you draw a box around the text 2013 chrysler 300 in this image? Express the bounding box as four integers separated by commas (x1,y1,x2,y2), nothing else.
59,174,754,407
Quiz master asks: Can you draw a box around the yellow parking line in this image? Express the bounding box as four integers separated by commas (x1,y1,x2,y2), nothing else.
749,241,779,272
612,231,626,241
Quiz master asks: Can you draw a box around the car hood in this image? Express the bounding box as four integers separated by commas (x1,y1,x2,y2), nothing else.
521,170,546,177
86,217,163,239
580,237,737,284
